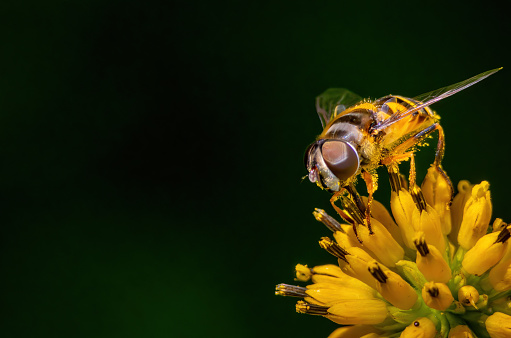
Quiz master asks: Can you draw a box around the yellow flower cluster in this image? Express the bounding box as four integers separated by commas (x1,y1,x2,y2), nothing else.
276,165,511,337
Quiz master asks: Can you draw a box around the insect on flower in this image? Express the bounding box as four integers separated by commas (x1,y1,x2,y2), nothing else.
304,68,502,232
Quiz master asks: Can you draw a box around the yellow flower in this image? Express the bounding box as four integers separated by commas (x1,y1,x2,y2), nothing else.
276,164,511,337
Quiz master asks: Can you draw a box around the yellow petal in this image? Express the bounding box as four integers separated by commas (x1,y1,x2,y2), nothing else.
422,281,454,311
449,180,473,244
400,317,437,338
412,205,446,254
305,282,376,306
328,325,381,338
489,233,511,292
421,165,453,234
342,247,383,289
415,233,452,283
457,181,492,250
362,196,406,247
485,312,511,338
327,299,388,325
391,189,417,249
448,325,475,337
333,227,379,261
462,231,508,276
369,261,418,310
357,218,405,267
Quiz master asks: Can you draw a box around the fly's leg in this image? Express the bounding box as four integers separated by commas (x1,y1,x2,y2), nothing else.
409,153,417,188
330,185,366,242
361,171,377,235
388,123,445,167
386,123,453,204
330,188,355,225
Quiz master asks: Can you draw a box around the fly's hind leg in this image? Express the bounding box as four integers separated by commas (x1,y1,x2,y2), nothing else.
387,123,453,203
390,123,445,167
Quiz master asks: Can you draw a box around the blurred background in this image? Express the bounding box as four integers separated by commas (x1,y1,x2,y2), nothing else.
0,1,509,337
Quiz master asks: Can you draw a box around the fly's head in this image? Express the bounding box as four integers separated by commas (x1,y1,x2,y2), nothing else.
304,139,360,192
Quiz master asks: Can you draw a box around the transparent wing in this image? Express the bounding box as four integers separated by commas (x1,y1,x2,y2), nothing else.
316,88,363,128
372,68,502,132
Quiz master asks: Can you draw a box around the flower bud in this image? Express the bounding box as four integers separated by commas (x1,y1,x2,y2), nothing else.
326,299,388,325
458,286,479,308
295,264,312,281
422,281,454,311
449,180,473,244
485,312,511,338
448,325,475,337
357,218,405,267
391,189,417,249
328,325,381,338
400,317,437,338
414,232,451,283
369,261,418,310
457,181,492,250
462,230,509,276
421,165,453,234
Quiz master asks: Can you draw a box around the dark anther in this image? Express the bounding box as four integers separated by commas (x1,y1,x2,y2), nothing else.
410,185,427,212
346,184,366,215
319,237,349,263
387,166,402,192
275,284,308,298
339,194,365,226
314,208,343,232
495,226,511,244
414,237,430,257
368,263,388,284
427,286,439,298
297,302,329,316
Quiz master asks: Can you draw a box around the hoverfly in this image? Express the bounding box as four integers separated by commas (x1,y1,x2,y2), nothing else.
304,68,501,232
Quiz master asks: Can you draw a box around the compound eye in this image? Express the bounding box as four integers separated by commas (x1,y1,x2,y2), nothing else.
321,141,359,181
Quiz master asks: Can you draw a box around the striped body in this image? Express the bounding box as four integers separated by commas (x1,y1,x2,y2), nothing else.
319,95,437,177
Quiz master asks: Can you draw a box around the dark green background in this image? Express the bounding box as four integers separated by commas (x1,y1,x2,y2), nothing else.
1,1,509,337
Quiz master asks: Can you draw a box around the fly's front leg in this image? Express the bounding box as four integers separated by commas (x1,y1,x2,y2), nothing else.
330,185,366,242
330,188,355,225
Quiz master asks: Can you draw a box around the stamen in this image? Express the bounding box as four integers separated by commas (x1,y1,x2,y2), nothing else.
319,237,349,263
414,233,430,257
368,262,388,283
410,185,427,212
339,195,365,225
426,284,439,298
494,226,510,244
275,284,307,297
313,208,343,232
388,165,402,192
346,184,366,215
295,300,329,315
